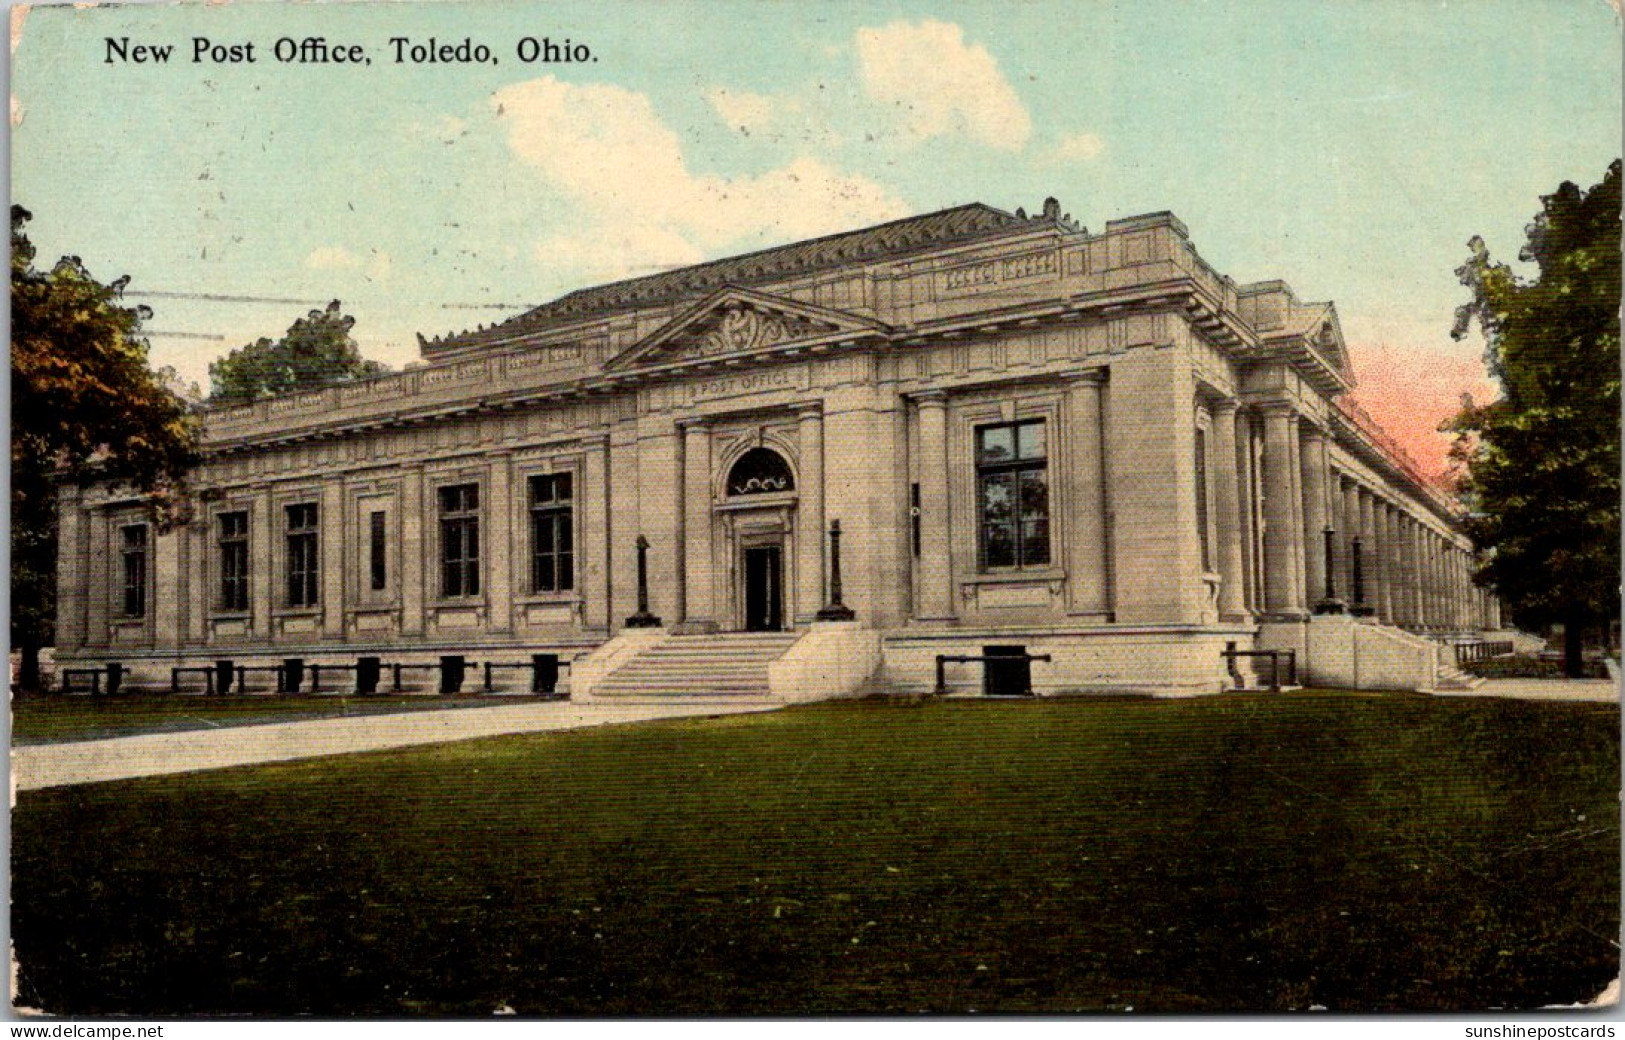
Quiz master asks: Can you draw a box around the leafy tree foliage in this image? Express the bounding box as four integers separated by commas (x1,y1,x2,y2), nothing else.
208,300,387,404
11,205,200,691
1449,161,1621,676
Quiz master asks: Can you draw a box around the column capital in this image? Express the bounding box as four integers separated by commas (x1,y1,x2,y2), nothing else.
1207,394,1240,417
794,403,825,421
1256,399,1298,420
676,417,710,433
910,389,949,406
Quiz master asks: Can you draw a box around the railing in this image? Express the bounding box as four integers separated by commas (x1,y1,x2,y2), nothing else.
1221,643,1297,692
1455,640,1514,666
61,664,122,696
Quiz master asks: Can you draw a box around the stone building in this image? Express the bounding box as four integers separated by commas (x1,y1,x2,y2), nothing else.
53,199,1504,698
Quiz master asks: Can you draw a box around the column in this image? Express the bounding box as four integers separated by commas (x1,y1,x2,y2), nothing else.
1066,375,1112,618
400,465,425,636
154,522,182,648
582,437,612,632
1462,549,1475,630
1395,513,1417,628
1285,419,1307,609
1340,479,1362,613
795,406,826,623
1260,405,1306,617
250,487,273,637
1424,530,1442,629
320,481,346,639
914,391,954,620
1357,488,1379,618
679,420,717,630
1382,501,1403,624
1373,495,1396,623
1209,397,1246,620
1300,425,1335,611
1410,520,1428,627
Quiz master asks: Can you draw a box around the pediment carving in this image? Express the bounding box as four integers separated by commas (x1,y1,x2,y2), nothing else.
605,286,888,370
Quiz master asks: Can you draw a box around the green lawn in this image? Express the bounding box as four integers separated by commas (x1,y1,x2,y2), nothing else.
12,692,1619,1015
11,694,556,745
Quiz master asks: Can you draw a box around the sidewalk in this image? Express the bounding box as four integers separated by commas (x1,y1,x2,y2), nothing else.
11,699,779,792
1437,677,1620,704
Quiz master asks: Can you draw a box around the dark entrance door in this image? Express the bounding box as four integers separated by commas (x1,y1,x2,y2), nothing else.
743,545,784,631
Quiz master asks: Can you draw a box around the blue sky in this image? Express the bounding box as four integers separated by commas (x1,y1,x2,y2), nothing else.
11,0,1621,469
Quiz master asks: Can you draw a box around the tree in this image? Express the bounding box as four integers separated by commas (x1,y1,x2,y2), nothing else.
1449,160,1621,677
208,300,387,404
11,205,200,691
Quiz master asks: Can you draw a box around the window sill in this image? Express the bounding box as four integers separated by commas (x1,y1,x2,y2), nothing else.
209,611,251,621
517,593,580,606
962,568,1066,586
273,607,322,618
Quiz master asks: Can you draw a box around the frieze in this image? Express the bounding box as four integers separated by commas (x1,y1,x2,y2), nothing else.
651,364,807,410
421,358,490,388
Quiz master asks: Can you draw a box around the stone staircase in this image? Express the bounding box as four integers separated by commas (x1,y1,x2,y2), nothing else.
588,632,803,699
1433,656,1486,691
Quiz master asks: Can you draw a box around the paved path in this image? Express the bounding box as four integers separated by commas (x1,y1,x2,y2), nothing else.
11,699,779,792
1438,677,1620,704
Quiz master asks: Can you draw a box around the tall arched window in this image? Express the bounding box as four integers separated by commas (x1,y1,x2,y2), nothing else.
727,447,795,496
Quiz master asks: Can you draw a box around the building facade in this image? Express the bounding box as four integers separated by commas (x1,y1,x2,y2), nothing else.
54,200,1504,697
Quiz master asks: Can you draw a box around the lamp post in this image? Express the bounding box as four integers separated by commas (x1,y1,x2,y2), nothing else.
815,519,856,621
624,535,662,628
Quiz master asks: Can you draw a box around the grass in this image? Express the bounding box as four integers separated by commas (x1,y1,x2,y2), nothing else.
10,693,558,745
12,691,1619,1015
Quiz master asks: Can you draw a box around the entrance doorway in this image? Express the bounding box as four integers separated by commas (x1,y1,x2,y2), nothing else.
743,544,784,631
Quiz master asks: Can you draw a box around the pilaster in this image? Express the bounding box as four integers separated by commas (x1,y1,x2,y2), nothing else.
795,405,826,623
913,390,954,620
400,465,425,636
678,419,718,632
320,480,345,639
485,452,514,634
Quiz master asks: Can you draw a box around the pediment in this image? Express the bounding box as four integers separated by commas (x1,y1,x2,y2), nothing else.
1304,305,1355,383
605,286,889,370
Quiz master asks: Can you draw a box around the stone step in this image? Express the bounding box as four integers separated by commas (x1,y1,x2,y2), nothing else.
590,631,802,699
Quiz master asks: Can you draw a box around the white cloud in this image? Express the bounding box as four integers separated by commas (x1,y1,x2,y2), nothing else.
490,77,909,283
854,20,1031,151
1052,131,1106,162
705,87,777,135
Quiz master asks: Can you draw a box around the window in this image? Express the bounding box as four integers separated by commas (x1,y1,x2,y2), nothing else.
369,511,388,592
529,473,574,594
285,503,319,607
976,420,1050,570
726,447,794,496
120,524,148,618
219,511,249,612
439,483,480,597
1195,427,1211,572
